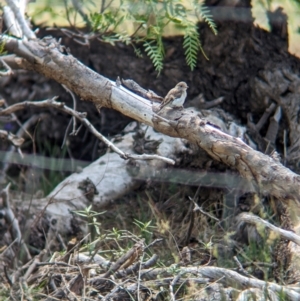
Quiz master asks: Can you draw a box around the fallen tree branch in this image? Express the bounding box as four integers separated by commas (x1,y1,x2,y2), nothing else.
1,35,300,201
89,265,300,300
103,241,144,278
238,212,300,246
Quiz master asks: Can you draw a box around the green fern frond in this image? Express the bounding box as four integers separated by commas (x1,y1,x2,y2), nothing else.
90,12,103,32
90,11,119,33
133,46,143,58
183,30,200,71
114,32,131,45
183,23,209,71
143,41,164,75
197,1,218,35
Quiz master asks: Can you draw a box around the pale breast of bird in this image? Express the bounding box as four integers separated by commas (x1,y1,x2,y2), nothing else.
170,90,187,107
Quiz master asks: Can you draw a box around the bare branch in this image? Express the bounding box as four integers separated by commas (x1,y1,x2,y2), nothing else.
0,98,175,165
71,0,91,28
121,78,163,102
103,240,144,278
89,265,300,299
1,113,45,180
5,0,36,39
189,197,219,222
238,212,300,246
3,6,22,38
62,84,77,135
0,58,14,76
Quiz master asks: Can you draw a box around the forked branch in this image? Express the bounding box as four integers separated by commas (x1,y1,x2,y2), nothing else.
0,97,175,165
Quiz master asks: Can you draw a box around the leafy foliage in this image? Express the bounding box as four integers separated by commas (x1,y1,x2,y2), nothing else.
31,0,217,74
143,41,164,74
194,0,218,35
183,24,201,71
74,205,106,240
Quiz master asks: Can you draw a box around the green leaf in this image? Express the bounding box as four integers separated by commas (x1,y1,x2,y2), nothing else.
38,0,217,72
183,25,200,71
174,3,186,17
143,40,164,75
133,46,143,58
195,1,218,35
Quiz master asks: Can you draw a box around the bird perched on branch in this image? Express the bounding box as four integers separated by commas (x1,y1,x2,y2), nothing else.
158,81,188,111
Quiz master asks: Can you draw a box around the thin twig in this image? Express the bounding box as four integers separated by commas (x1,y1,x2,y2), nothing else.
4,265,13,287
62,84,77,135
30,181,70,229
100,0,106,13
169,273,181,301
3,99,33,140
238,212,300,246
131,23,144,38
233,256,254,278
145,238,163,250
1,113,47,180
104,240,144,278
37,261,75,268
137,252,145,301
71,0,91,28
103,0,113,12
189,196,219,221
0,58,14,76
0,183,32,262
61,233,91,262
61,117,72,149
283,129,287,165
63,0,73,28
23,250,47,281
0,238,18,262
115,254,159,278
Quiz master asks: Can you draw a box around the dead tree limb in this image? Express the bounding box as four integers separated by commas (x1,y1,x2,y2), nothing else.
89,266,300,300
238,213,300,246
1,35,300,201
0,97,174,165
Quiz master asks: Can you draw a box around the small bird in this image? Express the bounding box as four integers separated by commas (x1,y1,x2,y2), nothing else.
158,82,189,111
